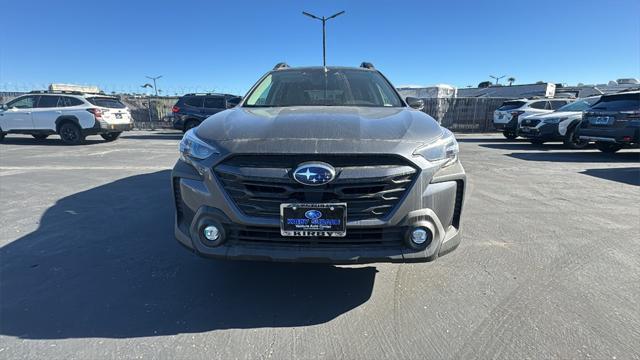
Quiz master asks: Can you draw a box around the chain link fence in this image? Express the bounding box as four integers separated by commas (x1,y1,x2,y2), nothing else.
421,97,508,132
2,92,508,132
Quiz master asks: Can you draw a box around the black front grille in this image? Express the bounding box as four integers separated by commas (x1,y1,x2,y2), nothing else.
215,154,418,220
521,119,540,127
226,224,406,247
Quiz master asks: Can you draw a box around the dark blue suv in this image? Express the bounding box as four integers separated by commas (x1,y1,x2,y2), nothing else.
171,93,241,132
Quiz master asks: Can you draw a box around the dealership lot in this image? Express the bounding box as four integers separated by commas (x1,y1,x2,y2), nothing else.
0,132,638,359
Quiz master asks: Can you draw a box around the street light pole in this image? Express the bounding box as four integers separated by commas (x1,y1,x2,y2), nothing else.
146,75,162,96
489,75,506,85
303,11,345,67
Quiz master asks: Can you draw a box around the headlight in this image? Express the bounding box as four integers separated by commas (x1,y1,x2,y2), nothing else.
542,117,567,124
413,128,459,167
179,128,219,161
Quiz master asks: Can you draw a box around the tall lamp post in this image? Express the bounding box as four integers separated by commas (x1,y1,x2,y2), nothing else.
489,75,506,85
302,11,345,67
146,75,162,96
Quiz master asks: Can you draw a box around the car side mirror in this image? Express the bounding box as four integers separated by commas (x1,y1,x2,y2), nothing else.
406,97,425,111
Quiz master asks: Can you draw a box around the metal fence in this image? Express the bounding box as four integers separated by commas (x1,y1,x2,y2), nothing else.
2,92,508,132
421,97,508,132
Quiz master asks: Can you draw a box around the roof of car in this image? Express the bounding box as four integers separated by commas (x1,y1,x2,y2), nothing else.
182,93,239,97
273,66,376,72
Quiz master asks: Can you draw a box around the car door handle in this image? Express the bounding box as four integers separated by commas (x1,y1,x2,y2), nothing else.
24,112,31,114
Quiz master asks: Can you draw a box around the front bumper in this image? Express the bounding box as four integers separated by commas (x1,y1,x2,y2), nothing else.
494,117,518,132
171,157,466,264
519,123,560,140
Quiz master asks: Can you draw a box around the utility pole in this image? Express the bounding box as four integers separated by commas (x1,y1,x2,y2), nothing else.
489,75,506,85
302,11,345,67
145,75,162,96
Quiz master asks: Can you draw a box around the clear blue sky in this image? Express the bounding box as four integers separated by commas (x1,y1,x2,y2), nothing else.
1,0,638,95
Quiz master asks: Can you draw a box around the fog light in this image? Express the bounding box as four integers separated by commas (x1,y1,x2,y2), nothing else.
203,225,220,241
411,228,429,244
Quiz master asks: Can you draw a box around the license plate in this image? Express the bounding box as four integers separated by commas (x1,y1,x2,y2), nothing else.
280,203,347,237
115,113,122,119
498,114,504,119
594,117,611,125
520,127,530,132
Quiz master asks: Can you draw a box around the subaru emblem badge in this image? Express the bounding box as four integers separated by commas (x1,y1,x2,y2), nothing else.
292,162,336,186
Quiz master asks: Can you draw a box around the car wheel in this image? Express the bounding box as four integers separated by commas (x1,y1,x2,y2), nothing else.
0,132,5,142
563,127,588,149
595,142,622,153
58,123,85,145
32,134,49,140
503,131,518,140
183,120,198,132
100,132,122,142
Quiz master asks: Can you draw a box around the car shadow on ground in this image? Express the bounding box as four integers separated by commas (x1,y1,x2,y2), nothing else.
123,131,184,140
480,142,571,151
456,136,518,143
507,151,640,163
581,167,640,186
0,170,376,339
0,137,105,146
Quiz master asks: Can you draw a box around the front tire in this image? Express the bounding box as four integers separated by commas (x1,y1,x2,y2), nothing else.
595,142,622,153
503,131,518,140
563,127,588,149
0,132,5,142
32,134,49,140
58,123,85,145
100,132,122,142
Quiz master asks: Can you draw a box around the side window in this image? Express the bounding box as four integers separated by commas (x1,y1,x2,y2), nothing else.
550,100,567,110
184,97,203,107
7,96,37,109
204,97,225,109
58,97,84,107
37,96,61,108
529,101,548,110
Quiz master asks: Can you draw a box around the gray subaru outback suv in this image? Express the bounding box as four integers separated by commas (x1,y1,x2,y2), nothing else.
172,63,466,263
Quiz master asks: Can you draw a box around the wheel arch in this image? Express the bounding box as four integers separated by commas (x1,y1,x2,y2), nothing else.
55,116,81,132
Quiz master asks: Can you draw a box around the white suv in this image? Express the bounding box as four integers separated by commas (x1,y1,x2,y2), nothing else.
493,98,572,139
0,91,133,144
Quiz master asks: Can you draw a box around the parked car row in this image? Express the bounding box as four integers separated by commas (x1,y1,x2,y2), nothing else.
493,91,640,153
171,93,242,132
0,90,133,144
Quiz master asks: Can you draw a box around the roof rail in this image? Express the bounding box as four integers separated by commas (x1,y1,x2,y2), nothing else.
360,62,375,70
184,92,233,97
273,62,290,71
29,90,87,95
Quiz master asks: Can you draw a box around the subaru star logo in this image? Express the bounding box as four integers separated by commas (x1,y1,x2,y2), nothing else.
293,162,336,186
305,210,323,220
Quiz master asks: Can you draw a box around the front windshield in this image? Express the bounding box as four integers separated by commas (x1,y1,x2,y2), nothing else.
244,68,403,107
555,99,593,112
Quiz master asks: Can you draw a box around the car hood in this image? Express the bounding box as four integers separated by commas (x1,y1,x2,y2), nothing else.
529,111,581,120
196,106,443,143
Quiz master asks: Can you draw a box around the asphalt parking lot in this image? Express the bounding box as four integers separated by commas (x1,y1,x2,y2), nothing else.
0,131,639,359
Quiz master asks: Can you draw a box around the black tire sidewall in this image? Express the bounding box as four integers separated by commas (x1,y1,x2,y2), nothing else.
595,142,622,153
59,123,84,145
183,120,198,132
564,127,588,149
100,132,122,141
